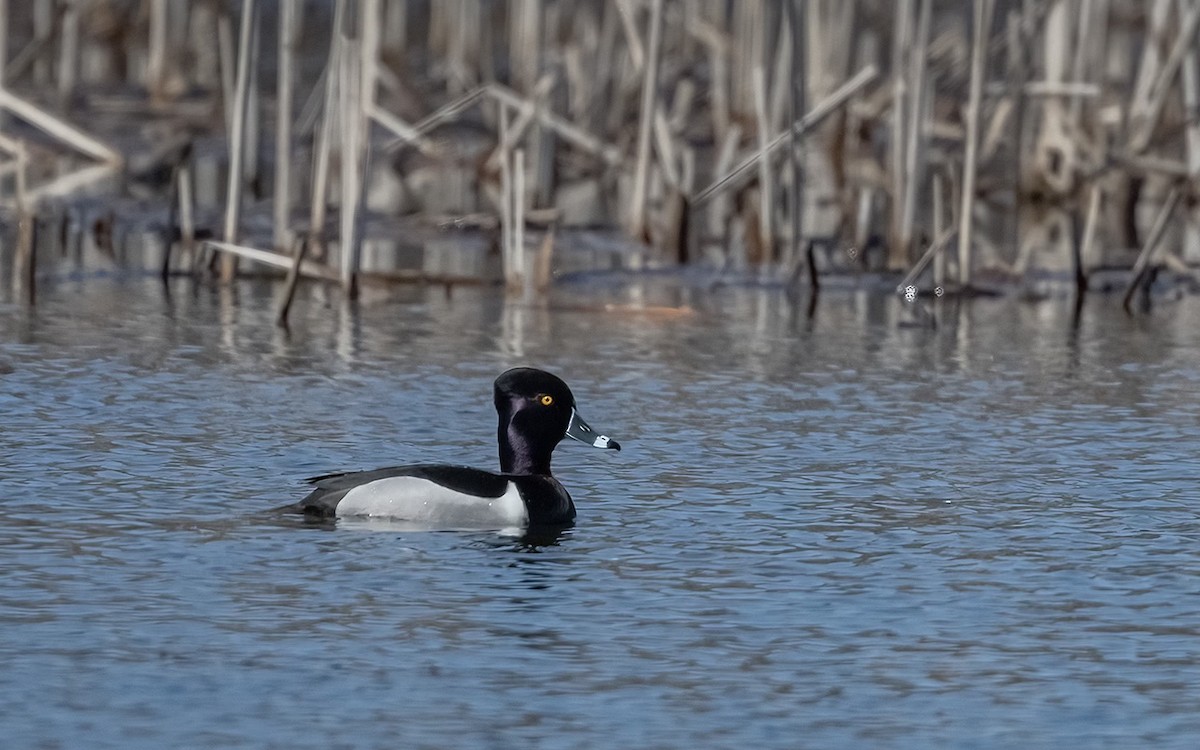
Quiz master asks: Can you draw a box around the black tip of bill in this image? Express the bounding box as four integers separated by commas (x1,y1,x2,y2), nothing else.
565,409,621,452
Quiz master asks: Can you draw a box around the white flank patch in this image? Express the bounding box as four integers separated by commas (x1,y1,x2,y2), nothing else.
335,476,528,529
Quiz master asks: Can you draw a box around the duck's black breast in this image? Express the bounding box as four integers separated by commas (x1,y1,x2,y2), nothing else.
507,474,576,526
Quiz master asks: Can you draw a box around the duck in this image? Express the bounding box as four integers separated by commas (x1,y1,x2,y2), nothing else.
289,367,621,528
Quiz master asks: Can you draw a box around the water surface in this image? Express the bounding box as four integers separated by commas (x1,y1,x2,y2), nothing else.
2,277,1198,749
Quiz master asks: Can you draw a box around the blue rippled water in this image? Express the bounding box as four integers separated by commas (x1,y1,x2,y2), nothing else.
1,277,1198,748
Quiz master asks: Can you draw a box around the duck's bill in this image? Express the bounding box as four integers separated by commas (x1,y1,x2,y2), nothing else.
565,409,621,451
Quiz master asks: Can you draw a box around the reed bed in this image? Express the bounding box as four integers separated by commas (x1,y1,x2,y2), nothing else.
0,1,1197,316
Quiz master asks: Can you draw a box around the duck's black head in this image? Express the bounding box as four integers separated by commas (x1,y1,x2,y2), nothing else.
493,367,620,475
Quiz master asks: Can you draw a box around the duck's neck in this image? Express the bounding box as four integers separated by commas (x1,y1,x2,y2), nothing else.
499,422,552,475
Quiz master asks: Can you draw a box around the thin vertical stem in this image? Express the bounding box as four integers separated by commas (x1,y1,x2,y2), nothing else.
1078,184,1101,292
148,0,168,99
59,1,79,108
14,211,35,304
244,17,262,192
220,0,258,281
217,9,236,130
310,0,346,254
0,0,8,89
12,141,33,303
338,13,363,298
513,148,527,290
1007,9,1027,273
361,0,381,108
900,0,932,264
500,103,514,285
958,0,993,288
889,0,914,267
33,0,51,85
628,0,664,242
1180,0,1200,262
753,64,773,266
178,162,195,267
932,171,946,288
274,0,297,251
786,0,807,277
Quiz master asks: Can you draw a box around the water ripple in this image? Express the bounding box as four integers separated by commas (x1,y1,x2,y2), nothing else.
1,280,1199,748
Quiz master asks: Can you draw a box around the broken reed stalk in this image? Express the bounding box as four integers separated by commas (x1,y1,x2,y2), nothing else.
1129,2,1200,154
207,239,338,281
486,83,619,164
958,0,994,288
694,64,879,204
896,227,959,295
27,163,117,202
368,104,434,153
628,0,664,242
219,0,257,282
276,236,307,326
1122,186,1182,312
487,75,554,171
0,89,121,164
398,86,488,141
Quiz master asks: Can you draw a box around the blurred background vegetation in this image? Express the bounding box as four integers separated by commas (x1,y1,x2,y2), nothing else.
0,1,1196,311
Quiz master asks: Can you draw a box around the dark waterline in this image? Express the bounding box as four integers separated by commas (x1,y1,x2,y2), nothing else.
1,276,1199,749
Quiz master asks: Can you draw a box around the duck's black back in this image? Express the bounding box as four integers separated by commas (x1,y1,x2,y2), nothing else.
293,464,576,524
296,464,510,517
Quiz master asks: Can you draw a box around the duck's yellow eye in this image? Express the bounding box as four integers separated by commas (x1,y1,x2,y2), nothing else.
539,395,554,406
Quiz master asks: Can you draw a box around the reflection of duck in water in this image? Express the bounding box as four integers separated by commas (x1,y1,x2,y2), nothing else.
287,368,620,529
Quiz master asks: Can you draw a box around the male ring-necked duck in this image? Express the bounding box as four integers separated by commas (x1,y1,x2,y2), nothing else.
289,368,620,528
